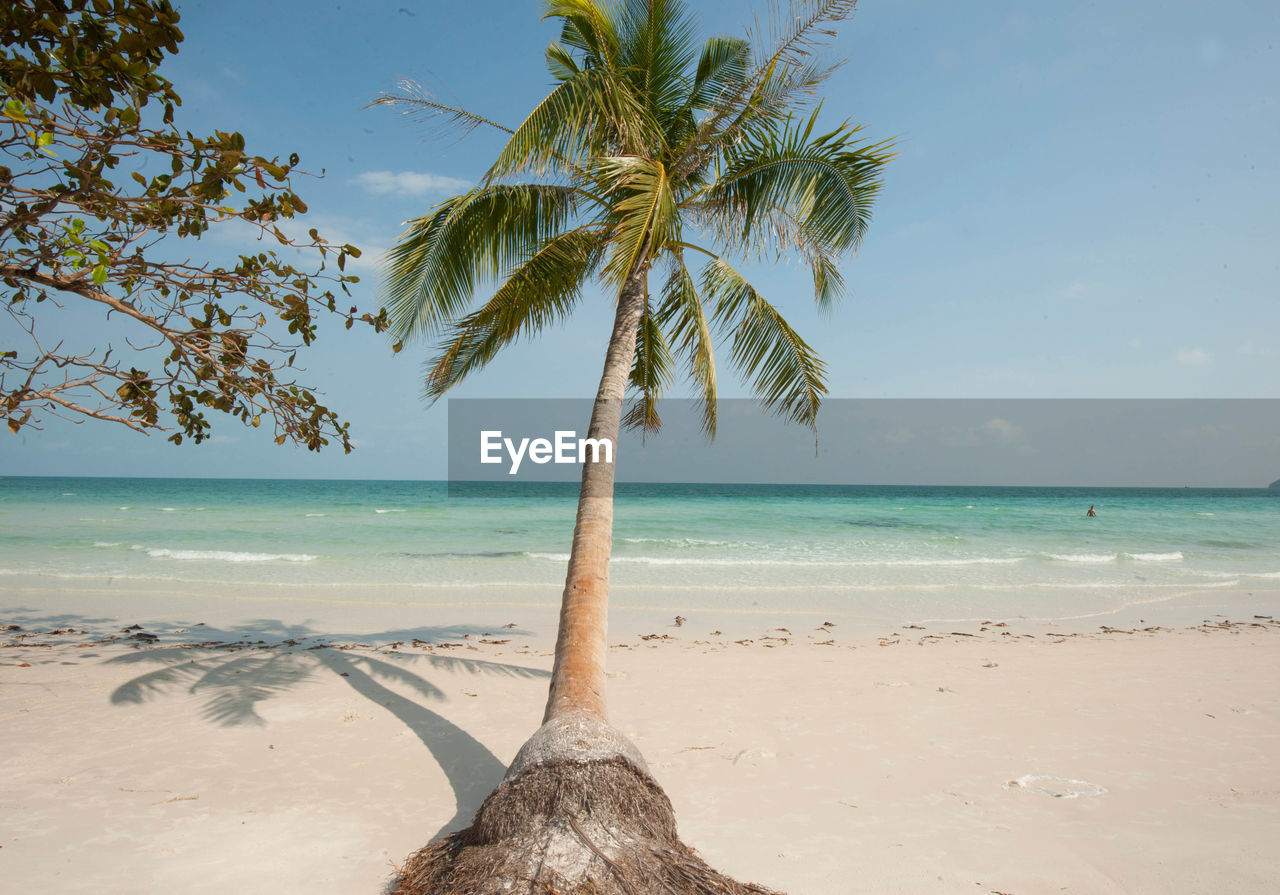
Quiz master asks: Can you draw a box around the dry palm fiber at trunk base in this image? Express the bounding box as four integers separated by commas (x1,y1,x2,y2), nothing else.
389,756,780,895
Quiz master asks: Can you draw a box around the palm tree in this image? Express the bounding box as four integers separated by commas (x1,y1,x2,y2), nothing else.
378,1,889,892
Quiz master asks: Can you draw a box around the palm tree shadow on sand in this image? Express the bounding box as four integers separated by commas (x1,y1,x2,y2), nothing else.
98,619,549,839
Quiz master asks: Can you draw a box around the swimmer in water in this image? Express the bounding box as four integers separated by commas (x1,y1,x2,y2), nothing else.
1087,505,1097,517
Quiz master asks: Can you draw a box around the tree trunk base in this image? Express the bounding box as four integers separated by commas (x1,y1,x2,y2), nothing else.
389,742,781,895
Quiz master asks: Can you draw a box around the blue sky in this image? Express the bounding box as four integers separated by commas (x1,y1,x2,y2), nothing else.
5,0,1278,479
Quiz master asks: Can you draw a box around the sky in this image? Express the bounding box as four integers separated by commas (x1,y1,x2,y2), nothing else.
4,0,1278,482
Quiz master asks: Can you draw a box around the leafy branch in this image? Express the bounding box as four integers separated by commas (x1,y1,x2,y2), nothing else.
1,0,389,449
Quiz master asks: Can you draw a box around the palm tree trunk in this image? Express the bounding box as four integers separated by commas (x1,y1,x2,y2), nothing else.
542,264,648,724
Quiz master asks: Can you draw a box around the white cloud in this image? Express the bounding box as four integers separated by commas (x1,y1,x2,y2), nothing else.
353,170,471,197
1177,347,1211,366
983,418,1025,441
1061,282,1090,300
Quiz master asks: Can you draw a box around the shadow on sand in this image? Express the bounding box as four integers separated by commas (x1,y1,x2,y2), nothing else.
1,610,549,839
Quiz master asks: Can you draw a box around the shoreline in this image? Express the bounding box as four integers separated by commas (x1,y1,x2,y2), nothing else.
4,573,1278,645
4,601,1279,650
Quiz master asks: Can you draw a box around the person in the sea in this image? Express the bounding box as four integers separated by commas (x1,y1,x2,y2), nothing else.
1087,505,1097,517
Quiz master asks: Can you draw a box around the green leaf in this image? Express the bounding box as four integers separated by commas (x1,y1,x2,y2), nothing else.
593,156,678,285
423,227,602,399
384,184,581,342
708,110,893,256
655,256,717,437
702,257,827,430
487,66,654,178
623,297,674,435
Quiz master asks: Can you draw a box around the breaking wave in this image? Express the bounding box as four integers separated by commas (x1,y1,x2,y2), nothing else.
138,547,316,563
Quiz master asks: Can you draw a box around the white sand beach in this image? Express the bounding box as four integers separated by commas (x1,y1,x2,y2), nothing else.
3,606,1279,894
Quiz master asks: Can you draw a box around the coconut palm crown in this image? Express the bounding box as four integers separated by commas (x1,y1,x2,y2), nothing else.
382,0,890,438
379,0,889,729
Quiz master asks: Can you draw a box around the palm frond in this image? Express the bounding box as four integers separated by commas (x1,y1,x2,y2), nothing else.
368,79,514,139
545,41,582,82
808,240,846,311
385,184,581,342
487,66,653,177
660,34,750,163
709,109,892,253
594,156,679,285
623,294,675,435
671,55,837,189
425,227,604,399
617,0,699,126
702,256,827,429
671,0,857,180
687,201,847,311
720,56,837,143
687,35,751,111
547,0,623,69
750,0,858,72
655,254,718,436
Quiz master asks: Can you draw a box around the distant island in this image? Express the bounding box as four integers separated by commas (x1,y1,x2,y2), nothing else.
1271,479,1280,489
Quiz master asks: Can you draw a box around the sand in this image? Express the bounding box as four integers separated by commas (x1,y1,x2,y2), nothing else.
2,609,1279,894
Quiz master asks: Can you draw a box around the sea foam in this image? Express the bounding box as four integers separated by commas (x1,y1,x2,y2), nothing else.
1046,551,1184,563
526,552,1020,567
1046,553,1117,563
141,547,316,563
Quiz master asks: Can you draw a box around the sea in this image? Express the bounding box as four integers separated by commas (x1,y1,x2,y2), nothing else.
2,477,1277,630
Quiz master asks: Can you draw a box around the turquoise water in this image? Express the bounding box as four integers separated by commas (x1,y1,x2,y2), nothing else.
2,477,1277,622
